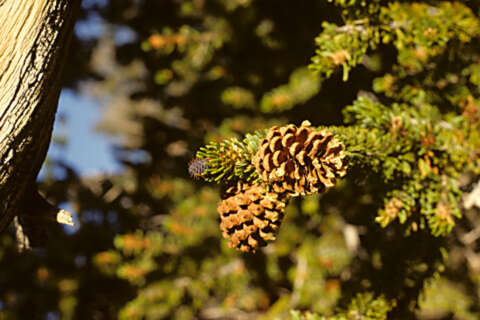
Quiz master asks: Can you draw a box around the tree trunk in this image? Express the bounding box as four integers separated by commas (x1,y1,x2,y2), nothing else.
0,0,80,242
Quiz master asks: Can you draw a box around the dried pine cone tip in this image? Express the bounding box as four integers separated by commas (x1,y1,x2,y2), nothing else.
254,121,347,196
217,183,286,253
188,158,210,179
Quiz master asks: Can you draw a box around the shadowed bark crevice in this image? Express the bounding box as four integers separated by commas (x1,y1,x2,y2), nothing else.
14,182,74,249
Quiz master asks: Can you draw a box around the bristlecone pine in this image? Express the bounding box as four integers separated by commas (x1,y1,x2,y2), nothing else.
217,182,287,252
253,121,346,196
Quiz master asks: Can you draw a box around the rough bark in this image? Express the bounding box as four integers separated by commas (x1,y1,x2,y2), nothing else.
0,0,80,238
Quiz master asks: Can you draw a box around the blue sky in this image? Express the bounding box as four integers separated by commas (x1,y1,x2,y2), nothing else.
40,0,136,179
37,89,120,233
36,1,137,230
39,89,122,178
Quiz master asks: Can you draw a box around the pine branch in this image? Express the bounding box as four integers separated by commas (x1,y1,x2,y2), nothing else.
194,130,265,183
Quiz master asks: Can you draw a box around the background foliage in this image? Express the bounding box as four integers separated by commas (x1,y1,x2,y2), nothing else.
1,0,480,319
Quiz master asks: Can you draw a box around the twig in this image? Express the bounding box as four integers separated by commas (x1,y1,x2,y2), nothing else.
13,186,75,250
56,209,74,226
13,216,31,252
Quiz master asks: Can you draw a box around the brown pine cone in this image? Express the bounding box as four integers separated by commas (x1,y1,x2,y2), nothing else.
217,183,287,252
253,121,346,196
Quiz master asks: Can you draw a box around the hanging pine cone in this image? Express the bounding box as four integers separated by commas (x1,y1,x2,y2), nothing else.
217,183,287,252
253,121,346,196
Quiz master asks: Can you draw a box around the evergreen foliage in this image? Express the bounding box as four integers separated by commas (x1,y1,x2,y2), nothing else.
196,131,265,183
1,0,480,319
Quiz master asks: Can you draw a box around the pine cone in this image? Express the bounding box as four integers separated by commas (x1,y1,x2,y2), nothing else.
253,121,346,196
217,183,287,252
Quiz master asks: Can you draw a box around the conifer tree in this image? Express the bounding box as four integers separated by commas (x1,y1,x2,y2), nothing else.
1,1,480,319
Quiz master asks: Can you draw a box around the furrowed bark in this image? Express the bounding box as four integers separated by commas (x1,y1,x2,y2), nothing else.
0,0,80,240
